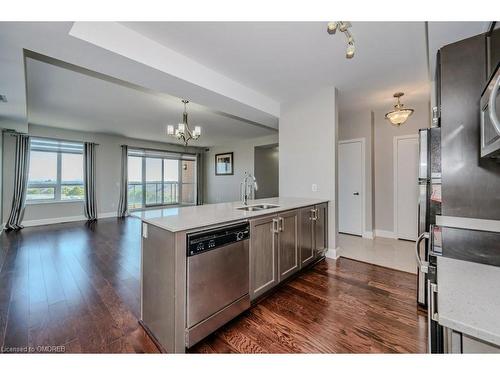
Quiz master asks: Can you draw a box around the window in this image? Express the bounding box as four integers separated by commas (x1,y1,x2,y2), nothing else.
127,149,196,209
27,138,84,202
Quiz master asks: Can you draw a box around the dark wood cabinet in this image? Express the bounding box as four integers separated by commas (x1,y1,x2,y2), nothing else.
278,210,299,282
314,203,328,257
299,206,315,267
249,214,278,299
250,204,328,301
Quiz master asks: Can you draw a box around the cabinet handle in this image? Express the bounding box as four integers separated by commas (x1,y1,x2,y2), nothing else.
278,217,284,232
312,209,318,221
310,209,315,221
271,218,279,233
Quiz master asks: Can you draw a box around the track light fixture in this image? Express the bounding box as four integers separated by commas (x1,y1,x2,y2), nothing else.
326,21,355,59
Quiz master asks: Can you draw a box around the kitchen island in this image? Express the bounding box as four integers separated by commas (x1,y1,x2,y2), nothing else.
132,197,329,353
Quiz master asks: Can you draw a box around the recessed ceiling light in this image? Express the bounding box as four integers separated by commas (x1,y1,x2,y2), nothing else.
0,94,7,103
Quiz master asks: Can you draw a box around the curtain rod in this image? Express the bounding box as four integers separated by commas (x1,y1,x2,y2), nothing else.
122,144,200,156
5,132,99,146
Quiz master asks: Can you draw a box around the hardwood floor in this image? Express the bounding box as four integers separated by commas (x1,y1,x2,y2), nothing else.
0,217,427,354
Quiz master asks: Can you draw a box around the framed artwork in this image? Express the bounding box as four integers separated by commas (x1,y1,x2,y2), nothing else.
215,152,234,175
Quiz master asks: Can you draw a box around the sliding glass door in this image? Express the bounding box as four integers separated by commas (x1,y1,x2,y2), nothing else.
145,157,163,205
163,159,179,204
127,149,196,210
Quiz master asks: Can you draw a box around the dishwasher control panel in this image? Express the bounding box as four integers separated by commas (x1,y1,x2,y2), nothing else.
186,222,250,256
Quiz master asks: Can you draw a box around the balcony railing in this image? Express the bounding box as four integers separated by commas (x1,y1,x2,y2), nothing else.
128,181,179,208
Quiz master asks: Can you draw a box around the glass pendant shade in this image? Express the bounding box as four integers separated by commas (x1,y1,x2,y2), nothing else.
385,93,414,126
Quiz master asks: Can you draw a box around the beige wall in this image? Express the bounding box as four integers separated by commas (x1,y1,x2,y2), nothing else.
338,109,374,235
338,98,430,236
254,144,279,199
279,87,338,250
204,134,278,204
2,124,202,224
373,99,429,233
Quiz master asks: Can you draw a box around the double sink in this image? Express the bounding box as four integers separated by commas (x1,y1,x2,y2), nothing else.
236,203,280,212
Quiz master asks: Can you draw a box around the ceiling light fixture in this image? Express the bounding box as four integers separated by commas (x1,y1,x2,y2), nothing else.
326,21,355,59
385,92,414,126
166,99,201,146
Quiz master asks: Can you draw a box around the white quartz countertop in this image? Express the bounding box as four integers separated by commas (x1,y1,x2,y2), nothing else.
437,256,500,347
130,197,328,233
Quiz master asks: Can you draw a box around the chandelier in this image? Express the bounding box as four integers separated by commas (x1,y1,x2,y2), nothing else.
385,92,414,126
166,99,201,146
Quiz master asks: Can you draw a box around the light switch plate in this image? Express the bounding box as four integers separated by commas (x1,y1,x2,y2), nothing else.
311,184,318,192
142,223,148,238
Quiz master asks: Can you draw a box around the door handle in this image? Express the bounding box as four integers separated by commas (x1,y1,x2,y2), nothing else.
489,74,500,136
353,192,360,196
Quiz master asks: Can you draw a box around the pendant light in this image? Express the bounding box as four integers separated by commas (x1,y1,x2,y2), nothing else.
385,92,414,126
166,99,201,146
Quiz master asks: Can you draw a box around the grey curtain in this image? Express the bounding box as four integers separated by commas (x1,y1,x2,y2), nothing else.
196,151,204,205
83,142,98,221
5,134,30,231
117,145,128,217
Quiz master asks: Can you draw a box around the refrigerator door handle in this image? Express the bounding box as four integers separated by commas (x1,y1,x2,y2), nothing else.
416,232,429,273
429,282,439,321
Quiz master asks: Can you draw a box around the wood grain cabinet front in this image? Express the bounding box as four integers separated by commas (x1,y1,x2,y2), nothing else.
299,206,315,267
314,203,328,257
250,204,328,301
277,210,299,282
249,214,279,300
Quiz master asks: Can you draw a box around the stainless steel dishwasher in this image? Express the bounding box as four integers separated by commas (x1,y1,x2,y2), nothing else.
185,221,250,348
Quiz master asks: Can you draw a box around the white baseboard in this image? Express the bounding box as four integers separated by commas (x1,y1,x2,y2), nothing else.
325,247,340,260
2,212,118,228
362,231,374,239
374,229,397,239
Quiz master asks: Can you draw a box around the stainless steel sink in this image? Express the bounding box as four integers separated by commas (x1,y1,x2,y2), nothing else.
236,203,280,211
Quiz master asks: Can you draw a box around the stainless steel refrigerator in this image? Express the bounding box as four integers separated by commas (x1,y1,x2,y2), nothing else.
416,127,441,308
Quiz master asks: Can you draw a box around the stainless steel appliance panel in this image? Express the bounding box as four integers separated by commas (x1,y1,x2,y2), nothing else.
481,64,500,158
419,129,429,180
187,239,249,328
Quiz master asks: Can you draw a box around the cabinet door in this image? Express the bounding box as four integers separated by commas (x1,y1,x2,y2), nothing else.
314,203,328,257
250,214,278,300
278,210,299,281
299,206,315,267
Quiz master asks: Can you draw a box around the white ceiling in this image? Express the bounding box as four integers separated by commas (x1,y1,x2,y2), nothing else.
123,22,429,110
0,21,491,137
26,58,276,147
122,21,489,111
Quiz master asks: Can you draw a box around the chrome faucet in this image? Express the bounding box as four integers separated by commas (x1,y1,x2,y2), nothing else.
241,172,258,205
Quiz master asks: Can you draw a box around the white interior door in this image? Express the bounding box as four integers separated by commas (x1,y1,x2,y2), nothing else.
339,140,363,236
395,136,419,241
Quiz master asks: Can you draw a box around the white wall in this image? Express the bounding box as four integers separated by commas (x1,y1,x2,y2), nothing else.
338,109,374,236
2,124,203,225
279,87,338,251
204,134,278,203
